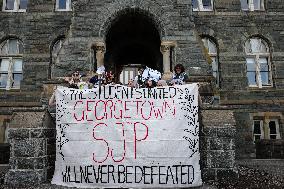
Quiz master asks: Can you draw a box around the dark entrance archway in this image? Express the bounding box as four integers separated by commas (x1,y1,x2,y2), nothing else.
105,9,163,81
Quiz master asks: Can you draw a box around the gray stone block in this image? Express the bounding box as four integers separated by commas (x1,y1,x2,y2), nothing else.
216,169,238,181
202,168,216,181
17,158,35,169
5,170,42,186
8,129,30,139
208,138,223,150
217,127,236,138
202,127,218,137
209,150,235,169
14,139,46,158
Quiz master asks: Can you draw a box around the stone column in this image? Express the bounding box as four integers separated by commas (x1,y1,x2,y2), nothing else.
95,41,106,69
161,41,176,80
263,116,269,139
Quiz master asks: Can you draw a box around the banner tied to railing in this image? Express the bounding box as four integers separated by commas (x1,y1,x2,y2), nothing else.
52,84,202,188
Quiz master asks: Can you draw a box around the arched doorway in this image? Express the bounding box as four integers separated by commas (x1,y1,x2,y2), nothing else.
104,9,163,83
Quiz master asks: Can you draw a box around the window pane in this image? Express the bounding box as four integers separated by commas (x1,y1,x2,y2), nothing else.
0,42,8,55
13,59,23,72
0,59,10,72
245,40,251,53
240,0,249,10
254,0,261,10
8,39,18,54
19,0,28,9
52,40,63,55
0,74,8,88
5,0,15,10
254,121,261,134
250,39,260,53
246,58,256,71
260,72,269,85
18,42,24,54
192,0,199,9
208,40,217,54
259,58,268,71
255,135,261,141
13,74,22,88
211,57,217,72
270,135,276,139
269,121,276,134
59,0,67,9
259,41,268,53
202,39,209,49
202,0,212,9
247,72,257,85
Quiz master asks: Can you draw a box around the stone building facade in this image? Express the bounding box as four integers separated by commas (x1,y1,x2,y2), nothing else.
0,0,283,186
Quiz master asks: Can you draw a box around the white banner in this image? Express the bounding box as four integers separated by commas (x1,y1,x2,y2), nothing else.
52,84,202,188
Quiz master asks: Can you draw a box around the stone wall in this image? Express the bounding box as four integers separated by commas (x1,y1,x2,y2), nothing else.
194,0,284,98
256,139,284,159
200,109,238,181
0,0,72,91
4,111,56,186
193,0,284,159
52,0,209,77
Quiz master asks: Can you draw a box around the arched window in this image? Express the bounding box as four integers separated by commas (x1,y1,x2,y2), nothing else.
0,38,23,90
52,38,64,63
202,37,219,86
50,37,64,78
245,37,271,88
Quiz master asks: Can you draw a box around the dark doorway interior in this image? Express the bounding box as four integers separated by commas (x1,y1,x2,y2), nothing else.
105,10,162,80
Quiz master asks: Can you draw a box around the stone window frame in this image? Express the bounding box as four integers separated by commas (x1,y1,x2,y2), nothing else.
245,37,272,88
201,37,219,87
252,119,281,143
0,38,24,90
240,0,265,11
192,0,214,12
55,0,72,12
2,0,28,12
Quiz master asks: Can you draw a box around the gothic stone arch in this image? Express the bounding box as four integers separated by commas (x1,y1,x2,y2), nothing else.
95,0,172,39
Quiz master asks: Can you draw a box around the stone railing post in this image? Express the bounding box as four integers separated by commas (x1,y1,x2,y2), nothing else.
95,41,106,69
160,41,176,80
